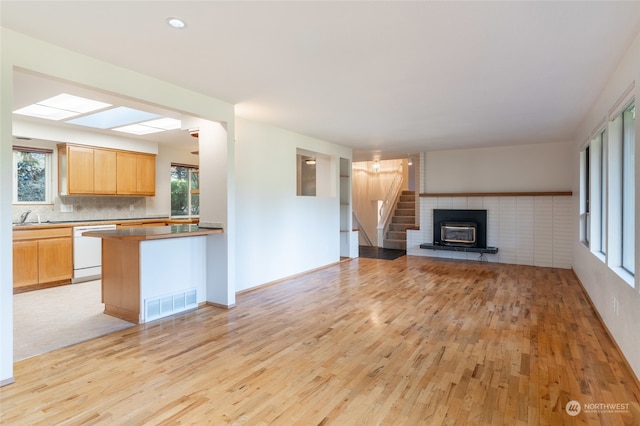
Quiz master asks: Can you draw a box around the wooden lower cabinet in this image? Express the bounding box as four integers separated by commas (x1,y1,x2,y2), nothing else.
13,240,39,288
38,238,73,283
13,228,73,290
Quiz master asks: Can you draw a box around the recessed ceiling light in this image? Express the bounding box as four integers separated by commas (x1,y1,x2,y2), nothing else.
39,93,111,113
14,104,80,121
13,93,111,121
142,117,182,130
167,17,186,29
112,124,165,135
113,118,182,135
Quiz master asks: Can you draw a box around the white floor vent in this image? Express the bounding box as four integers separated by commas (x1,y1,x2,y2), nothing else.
145,288,197,322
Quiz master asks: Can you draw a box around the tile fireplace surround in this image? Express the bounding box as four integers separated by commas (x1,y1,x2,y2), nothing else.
407,194,572,269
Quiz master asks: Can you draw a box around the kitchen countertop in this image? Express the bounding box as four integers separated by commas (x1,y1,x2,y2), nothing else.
12,218,196,230
82,224,223,241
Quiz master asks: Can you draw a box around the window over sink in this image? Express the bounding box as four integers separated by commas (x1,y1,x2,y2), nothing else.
13,146,53,204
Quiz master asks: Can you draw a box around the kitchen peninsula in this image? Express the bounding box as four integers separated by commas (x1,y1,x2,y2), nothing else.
84,224,223,324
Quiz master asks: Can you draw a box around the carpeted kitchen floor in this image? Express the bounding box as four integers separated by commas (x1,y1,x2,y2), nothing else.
13,280,134,361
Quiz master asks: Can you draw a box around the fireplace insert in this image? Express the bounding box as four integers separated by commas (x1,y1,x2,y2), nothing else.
433,209,487,248
440,222,477,246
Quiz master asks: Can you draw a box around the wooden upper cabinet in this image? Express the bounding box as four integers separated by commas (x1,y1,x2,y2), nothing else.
116,151,138,195
136,154,156,195
116,151,156,196
66,145,95,195
94,148,117,194
59,143,155,196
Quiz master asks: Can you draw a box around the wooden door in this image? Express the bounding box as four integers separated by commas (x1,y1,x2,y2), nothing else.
38,237,73,283
13,240,39,288
68,145,94,194
94,148,117,194
116,151,137,195
136,154,156,195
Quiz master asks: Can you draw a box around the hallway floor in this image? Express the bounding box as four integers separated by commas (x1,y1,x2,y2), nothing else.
358,245,406,260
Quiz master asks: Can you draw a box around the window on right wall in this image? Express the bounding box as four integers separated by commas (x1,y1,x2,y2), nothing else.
584,99,635,285
607,100,635,283
620,102,635,275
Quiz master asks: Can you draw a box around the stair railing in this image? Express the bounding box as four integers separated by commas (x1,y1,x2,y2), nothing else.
352,212,373,246
376,163,404,246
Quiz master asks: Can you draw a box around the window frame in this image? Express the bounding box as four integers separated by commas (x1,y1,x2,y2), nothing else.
599,129,608,256
12,146,53,205
170,163,200,219
620,102,635,275
605,97,635,286
580,145,590,246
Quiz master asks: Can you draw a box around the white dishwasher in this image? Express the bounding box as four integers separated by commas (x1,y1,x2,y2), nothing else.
73,224,117,283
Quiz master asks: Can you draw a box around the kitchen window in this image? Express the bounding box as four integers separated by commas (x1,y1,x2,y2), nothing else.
171,163,199,218
12,146,53,204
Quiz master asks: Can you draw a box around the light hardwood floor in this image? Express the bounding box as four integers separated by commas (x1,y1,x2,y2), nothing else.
1,257,639,425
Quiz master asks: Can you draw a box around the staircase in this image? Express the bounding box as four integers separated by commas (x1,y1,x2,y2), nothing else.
383,190,416,250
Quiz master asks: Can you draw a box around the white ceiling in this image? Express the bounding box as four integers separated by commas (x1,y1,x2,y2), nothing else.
2,1,640,161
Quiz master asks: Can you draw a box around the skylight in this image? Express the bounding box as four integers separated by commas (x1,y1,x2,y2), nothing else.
66,106,161,129
13,93,111,121
14,93,182,136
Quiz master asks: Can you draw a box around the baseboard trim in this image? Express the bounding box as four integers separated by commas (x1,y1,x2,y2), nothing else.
236,259,352,296
205,301,236,309
571,268,640,392
0,377,16,387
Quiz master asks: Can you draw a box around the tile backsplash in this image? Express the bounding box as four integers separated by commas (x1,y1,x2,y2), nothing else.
12,196,152,223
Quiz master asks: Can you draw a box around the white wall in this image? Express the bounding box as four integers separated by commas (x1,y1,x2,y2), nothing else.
0,29,14,386
424,142,573,193
0,28,234,385
572,30,640,380
234,118,351,292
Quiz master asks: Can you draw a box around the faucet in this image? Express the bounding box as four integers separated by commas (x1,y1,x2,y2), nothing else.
19,210,32,224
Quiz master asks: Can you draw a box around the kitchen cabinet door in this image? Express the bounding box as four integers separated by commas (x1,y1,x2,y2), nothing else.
94,148,117,194
136,154,156,195
13,240,39,288
68,145,94,194
116,151,137,195
38,237,73,283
